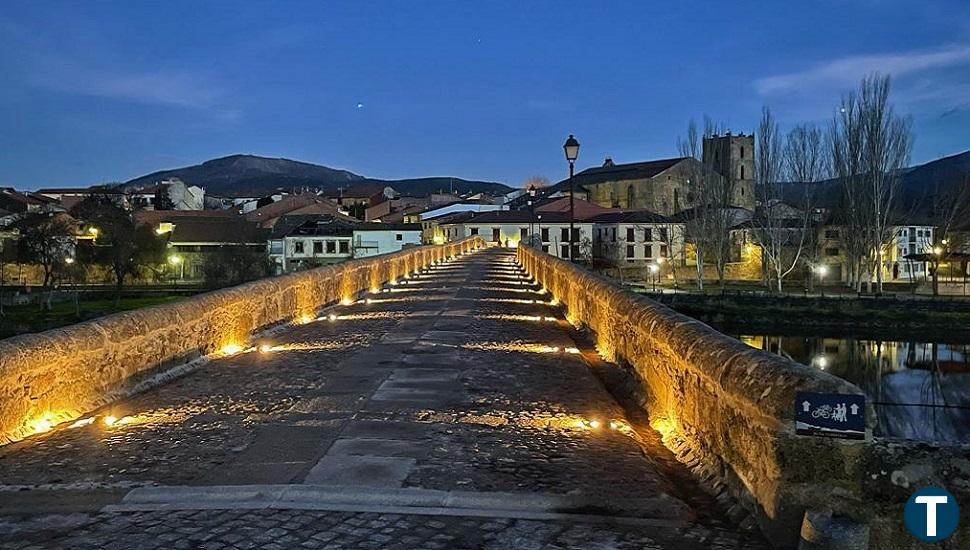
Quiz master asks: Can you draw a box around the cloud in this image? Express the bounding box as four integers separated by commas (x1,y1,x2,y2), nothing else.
31,59,223,109
755,45,970,96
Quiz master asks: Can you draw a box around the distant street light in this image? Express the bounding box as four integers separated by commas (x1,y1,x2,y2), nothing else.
64,257,78,316
649,262,660,292
168,254,184,283
563,134,580,262
816,265,828,297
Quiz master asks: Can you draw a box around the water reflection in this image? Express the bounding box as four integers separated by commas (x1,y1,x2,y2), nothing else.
738,335,970,443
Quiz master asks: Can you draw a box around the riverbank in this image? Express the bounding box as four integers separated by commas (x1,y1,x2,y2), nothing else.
645,291,970,342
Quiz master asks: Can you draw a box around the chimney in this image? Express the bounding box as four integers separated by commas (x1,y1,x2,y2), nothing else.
603,157,615,167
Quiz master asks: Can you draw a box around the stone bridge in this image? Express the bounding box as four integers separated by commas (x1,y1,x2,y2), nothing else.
0,239,964,549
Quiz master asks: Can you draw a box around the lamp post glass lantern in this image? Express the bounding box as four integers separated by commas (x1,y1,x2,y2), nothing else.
563,134,580,261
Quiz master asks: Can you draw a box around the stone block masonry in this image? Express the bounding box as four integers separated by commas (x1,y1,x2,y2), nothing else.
518,244,870,548
0,237,484,446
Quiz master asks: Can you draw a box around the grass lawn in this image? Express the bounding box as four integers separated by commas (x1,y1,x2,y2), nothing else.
0,295,186,340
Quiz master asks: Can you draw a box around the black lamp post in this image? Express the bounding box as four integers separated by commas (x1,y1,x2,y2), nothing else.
537,214,543,250
527,184,537,245
563,134,580,261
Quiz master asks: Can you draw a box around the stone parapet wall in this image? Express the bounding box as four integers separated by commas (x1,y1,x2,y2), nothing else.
0,237,484,446
518,245,868,547
862,440,970,549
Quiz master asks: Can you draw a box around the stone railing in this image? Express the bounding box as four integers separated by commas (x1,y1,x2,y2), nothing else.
0,237,484,446
518,245,870,547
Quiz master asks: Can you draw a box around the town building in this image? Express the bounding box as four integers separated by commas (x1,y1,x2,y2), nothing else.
267,215,422,273
244,194,352,228
435,210,593,260
164,218,267,281
588,211,684,266
540,132,755,216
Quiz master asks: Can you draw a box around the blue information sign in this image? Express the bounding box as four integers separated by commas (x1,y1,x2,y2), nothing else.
795,391,866,440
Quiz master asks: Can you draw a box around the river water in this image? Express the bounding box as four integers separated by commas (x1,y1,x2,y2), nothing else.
737,335,970,443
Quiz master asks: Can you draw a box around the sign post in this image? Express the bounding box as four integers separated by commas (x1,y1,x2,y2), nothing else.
795,391,866,440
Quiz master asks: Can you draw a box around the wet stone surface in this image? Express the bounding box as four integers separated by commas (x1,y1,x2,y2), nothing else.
0,248,767,548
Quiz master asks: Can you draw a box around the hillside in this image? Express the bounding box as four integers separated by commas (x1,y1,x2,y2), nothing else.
124,154,512,198
780,149,970,216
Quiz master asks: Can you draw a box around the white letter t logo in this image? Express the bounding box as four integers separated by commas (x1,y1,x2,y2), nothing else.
915,496,949,537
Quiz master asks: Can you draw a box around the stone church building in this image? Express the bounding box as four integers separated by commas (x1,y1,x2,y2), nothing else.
550,132,755,216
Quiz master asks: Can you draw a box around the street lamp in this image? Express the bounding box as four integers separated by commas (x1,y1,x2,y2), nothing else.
528,184,537,245
563,134,580,261
649,262,660,292
536,214,543,251
816,265,828,297
64,257,78,316
168,254,183,284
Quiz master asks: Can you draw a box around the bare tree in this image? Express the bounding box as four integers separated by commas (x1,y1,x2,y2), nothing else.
72,198,167,305
925,173,970,295
785,123,829,290
830,73,912,293
521,175,551,190
679,117,735,289
678,120,707,289
17,213,76,310
752,108,827,292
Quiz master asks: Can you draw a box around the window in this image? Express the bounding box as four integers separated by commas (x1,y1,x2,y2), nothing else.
571,228,579,242
541,228,549,242
541,245,549,253
824,229,839,239
491,227,501,242
396,233,403,241
326,241,336,253
294,241,304,254
470,227,479,235
644,245,652,258
825,247,839,257
572,244,580,259
560,244,569,258
520,227,527,240
313,241,323,254
740,165,745,179
660,244,668,257
611,228,616,242
626,245,634,258
626,227,635,242
626,186,634,207
658,227,668,241
643,228,652,242
561,228,569,242
339,241,349,254
740,146,744,158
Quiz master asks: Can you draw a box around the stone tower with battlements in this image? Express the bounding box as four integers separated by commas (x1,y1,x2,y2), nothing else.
702,131,755,210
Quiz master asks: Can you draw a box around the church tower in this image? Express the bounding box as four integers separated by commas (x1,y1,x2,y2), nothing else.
701,131,755,210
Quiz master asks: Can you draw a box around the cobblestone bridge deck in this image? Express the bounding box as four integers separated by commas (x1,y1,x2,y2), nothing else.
0,248,767,549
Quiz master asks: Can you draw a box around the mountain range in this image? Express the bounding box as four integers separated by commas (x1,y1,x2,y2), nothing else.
124,154,513,198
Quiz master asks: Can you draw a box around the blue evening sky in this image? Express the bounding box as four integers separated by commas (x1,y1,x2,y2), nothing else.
2,1,969,189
